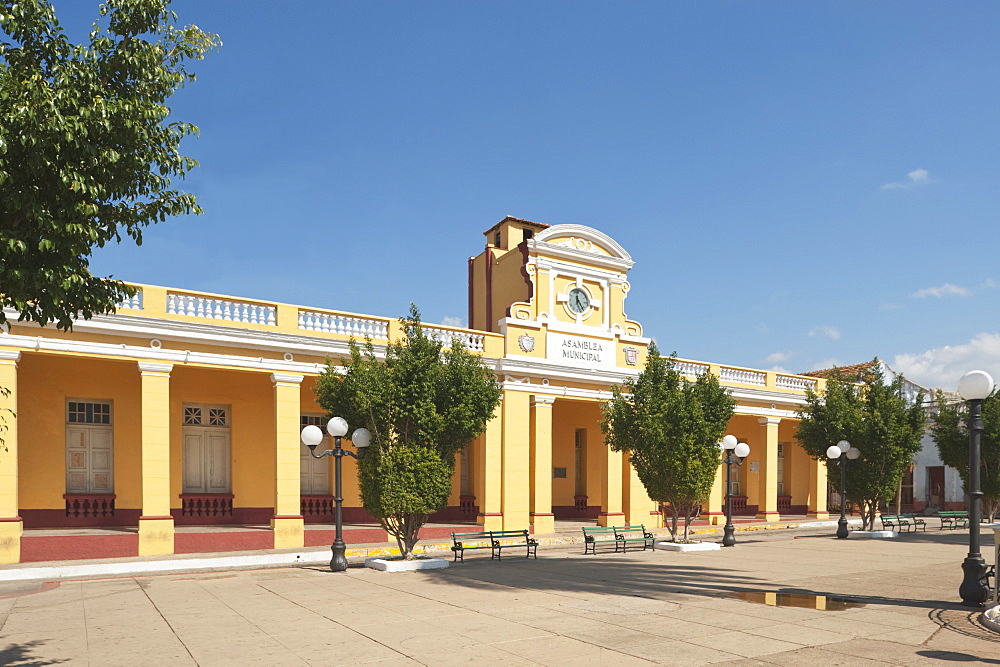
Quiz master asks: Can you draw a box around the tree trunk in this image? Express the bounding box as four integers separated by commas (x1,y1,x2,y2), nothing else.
682,503,697,542
384,513,428,559
666,503,679,541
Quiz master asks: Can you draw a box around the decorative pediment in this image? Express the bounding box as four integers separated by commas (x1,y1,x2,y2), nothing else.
531,224,633,265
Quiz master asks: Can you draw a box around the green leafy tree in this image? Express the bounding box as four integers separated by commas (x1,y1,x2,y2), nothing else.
314,305,502,559
600,342,736,542
796,360,925,530
930,391,1000,522
0,0,219,331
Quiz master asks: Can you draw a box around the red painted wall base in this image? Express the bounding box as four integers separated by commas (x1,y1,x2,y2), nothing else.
21,534,139,563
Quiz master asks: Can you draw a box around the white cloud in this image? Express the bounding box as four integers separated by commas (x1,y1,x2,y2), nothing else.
440,316,464,327
767,365,791,374
808,325,841,340
880,302,904,311
765,351,793,364
893,332,1000,390
911,283,969,298
881,168,932,190
980,278,998,289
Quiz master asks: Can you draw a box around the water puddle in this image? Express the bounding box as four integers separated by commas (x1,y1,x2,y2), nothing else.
730,591,865,611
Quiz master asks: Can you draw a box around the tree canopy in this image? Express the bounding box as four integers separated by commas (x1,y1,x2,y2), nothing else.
0,0,219,330
600,342,735,542
930,391,1000,521
314,305,501,558
796,360,925,530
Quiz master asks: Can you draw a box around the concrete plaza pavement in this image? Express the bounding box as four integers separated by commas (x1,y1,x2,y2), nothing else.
0,526,998,665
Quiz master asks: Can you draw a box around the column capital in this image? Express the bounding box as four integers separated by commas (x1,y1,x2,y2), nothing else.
0,350,21,363
531,395,555,406
758,416,781,425
271,373,304,385
138,362,173,374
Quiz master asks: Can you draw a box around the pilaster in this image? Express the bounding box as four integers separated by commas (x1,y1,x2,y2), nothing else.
623,451,655,527
756,417,781,520
501,391,531,531
807,457,830,519
706,456,726,525
138,362,174,556
272,373,305,549
529,396,555,535
0,350,22,563
476,398,504,531
598,444,625,527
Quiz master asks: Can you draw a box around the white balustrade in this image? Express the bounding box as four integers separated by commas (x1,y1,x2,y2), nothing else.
675,361,709,378
297,310,389,340
424,326,485,352
720,367,766,386
117,289,143,310
776,375,817,391
167,293,277,326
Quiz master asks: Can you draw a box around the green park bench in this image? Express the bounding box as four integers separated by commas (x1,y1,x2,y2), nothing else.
880,513,926,532
582,525,654,554
582,526,619,554
902,513,927,531
613,525,655,552
939,511,969,529
450,529,538,562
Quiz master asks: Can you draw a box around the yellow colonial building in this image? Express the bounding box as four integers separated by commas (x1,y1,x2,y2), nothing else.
0,218,829,563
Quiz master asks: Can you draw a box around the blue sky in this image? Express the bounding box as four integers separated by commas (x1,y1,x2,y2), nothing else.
55,1,1000,390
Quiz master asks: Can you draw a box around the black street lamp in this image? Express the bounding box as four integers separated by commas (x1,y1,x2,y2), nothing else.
957,369,994,607
720,434,750,547
301,417,371,572
826,440,860,539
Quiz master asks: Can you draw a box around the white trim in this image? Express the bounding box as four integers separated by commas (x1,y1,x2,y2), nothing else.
534,257,628,283
5,310,377,359
0,350,21,362
1,333,357,376
530,242,634,273
498,316,650,343
271,373,304,384
735,405,799,419
531,224,633,263
138,362,173,374
504,380,616,401
498,356,640,386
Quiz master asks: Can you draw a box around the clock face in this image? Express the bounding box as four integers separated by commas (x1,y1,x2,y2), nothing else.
567,287,591,314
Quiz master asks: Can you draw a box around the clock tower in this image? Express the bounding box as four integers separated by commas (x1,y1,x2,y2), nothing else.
468,216,648,371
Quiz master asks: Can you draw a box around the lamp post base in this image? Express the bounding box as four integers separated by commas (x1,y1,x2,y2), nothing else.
722,522,736,547
330,538,349,572
959,556,990,607
836,516,849,539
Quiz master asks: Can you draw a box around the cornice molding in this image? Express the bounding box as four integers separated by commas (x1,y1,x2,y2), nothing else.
1,332,350,376
504,380,615,401
532,256,627,282
4,309,384,360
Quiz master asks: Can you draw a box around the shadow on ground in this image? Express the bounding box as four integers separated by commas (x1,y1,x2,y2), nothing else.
0,640,69,666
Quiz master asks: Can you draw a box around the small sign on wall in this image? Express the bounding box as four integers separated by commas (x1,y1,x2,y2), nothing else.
749,461,760,473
